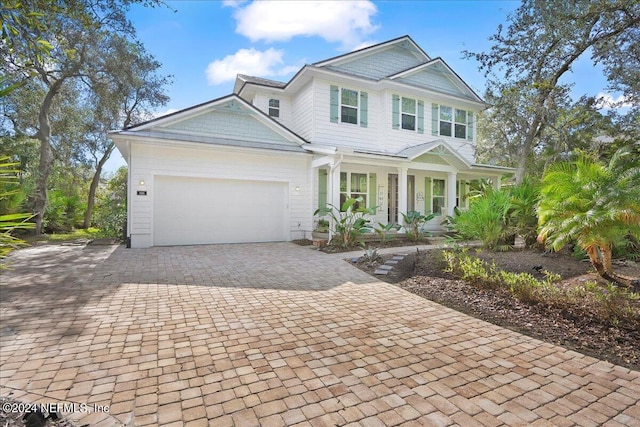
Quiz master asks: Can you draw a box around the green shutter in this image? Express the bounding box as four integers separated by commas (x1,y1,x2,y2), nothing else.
424,177,432,214
369,173,376,210
431,103,439,135
330,85,339,123
392,95,400,129
417,100,424,134
360,92,368,128
467,111,474,141
459,180,467,207
318,169,328,215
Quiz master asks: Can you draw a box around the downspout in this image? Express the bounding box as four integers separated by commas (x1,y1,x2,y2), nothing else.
126,140,132,248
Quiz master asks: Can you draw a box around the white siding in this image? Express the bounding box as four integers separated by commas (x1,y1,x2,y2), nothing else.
128,141,312,248
325,45,424,80
252,93,293,129
291,81,314,140
312,79,384,152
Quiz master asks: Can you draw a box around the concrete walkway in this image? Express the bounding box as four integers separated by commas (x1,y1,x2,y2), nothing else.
1,242,638,426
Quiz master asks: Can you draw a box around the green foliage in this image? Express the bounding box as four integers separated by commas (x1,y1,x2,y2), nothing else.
374,222,399,243
445,188,513,250
360,247,382,266
442,249,639,327
538,146,640,284
93,166,127,238
314,197,376,248
0,156,35,267
445,180,540,251
401,211,435,242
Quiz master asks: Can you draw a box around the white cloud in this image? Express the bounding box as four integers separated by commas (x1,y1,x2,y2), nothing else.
596,92,635,109
229,0,379,50
205,48,299,85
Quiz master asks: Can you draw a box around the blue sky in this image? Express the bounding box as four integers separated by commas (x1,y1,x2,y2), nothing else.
106,0,619,171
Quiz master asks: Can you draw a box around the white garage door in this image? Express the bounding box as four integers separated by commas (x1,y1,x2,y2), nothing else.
154,176,288,246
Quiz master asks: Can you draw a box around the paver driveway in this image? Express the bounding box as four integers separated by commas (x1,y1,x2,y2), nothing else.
1,242,639,427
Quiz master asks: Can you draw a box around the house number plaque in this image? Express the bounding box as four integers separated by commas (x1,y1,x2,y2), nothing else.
137,190,147,196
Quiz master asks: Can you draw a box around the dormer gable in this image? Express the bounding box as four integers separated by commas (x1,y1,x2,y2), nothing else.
314,35,430,80
388,58,484,103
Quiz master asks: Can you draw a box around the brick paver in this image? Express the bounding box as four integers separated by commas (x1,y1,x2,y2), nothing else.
1,242,639,426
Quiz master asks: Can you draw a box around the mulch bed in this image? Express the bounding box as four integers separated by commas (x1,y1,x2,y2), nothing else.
354,247,640,370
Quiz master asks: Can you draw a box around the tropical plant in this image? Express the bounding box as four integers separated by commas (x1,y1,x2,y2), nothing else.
93,166,127,238
1,156,35,267
538,146,640,287
507,178,540,247
374,222,399,243
401,210,435,242
313,197,376,248
447,188,513,250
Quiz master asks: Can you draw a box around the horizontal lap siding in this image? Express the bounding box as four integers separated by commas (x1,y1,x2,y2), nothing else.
291,82,313,140
313,80,383,152
129,142,312,244
253,93,293,130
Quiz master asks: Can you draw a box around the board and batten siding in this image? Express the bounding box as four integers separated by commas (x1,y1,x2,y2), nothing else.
128,142,312,248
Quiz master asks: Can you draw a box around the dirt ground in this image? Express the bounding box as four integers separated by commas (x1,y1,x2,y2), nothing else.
354,247,640,370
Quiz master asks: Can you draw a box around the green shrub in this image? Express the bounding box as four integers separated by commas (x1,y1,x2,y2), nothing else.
401,210,435,242
314,196,376,248
441,249,639,328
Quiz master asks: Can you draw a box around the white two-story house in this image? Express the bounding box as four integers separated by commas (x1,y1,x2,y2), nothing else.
110,36,513,248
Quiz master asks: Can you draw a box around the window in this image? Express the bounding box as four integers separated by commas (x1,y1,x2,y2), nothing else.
340,172,367,210
341,89,358,124
454,109,467,139
433,104,472,140
401,97,416,131
439,106,452,137
432,179,445,215
268,99,280,118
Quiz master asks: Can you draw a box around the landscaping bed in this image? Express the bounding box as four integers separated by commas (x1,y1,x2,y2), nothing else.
353,247,640,370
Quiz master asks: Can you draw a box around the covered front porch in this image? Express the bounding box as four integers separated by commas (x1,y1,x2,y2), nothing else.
311,141,514,235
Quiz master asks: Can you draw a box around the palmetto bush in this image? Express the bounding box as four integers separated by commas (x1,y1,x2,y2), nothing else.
0,156,34,267
538,146,640,287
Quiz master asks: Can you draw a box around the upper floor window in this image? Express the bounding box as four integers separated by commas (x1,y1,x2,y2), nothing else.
432,104,474,141
341,89,358,124
401,97,416,131
330,85,368,127
392,95,424,133
268,99,280,118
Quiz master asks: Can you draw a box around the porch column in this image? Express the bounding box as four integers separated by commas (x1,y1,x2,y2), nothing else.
328,159,342,240
447,172,457,216
493,175,502,191
398,167,408,229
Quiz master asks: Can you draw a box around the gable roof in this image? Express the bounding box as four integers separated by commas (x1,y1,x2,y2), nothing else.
313,35,429,67
387,58,484,103
397,140,471,170
109,94,309,149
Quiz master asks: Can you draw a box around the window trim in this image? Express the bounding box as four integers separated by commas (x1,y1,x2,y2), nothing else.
340,171,368,210
434,104,471,140
268,98,280,118
432,178,446,216
340,88,359,125
401,97,416,131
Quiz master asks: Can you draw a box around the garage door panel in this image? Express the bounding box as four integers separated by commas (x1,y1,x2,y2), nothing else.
154,176,288,246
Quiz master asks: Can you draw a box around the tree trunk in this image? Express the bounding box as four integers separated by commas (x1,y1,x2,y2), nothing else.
83,143,115,228
586,245,635,288
33,81,63,235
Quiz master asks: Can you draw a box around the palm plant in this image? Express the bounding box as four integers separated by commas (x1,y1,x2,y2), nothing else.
538,146,640,286
1,156,35,267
